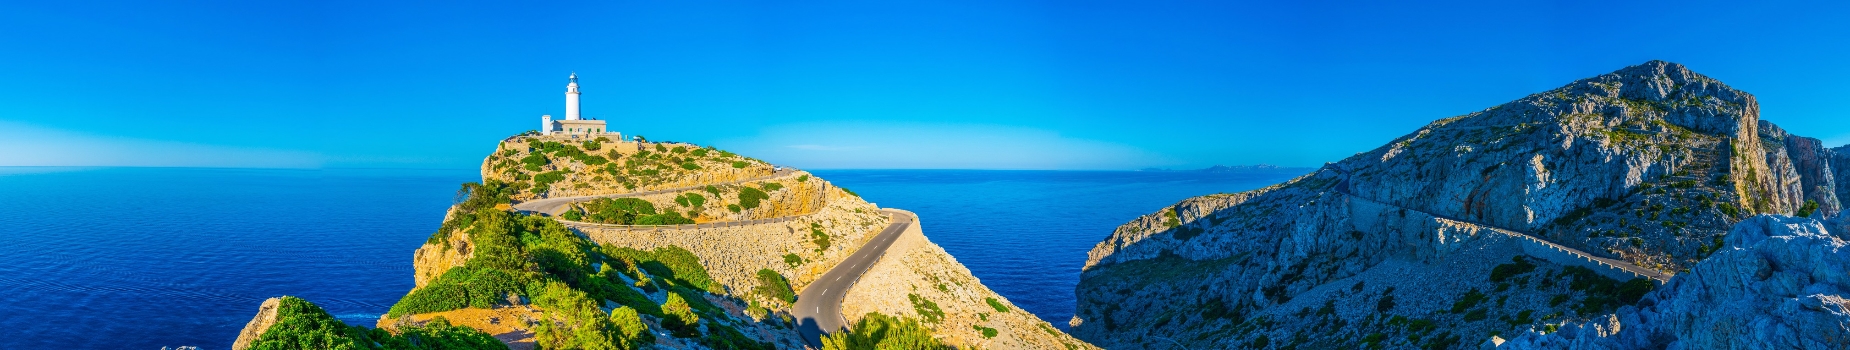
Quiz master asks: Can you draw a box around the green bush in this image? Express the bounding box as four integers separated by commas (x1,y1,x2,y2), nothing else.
908,294,945,324
821,313,951,350
783,253,804,269
1798,200,1820,217
254,297,507,350
732,161,749,168
737,187,770,210
985,297,1009,313
603,245,723,294
810,223,832,253
1463,308,1488,321
796,175,810,182
1490,256,1536,282
761,182,784,192
754,269,796,304
1450,289,1486,313
386,266,523,317
973,325,999,339
662,292,702,338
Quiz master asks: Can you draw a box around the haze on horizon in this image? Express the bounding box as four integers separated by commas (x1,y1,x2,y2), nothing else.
2,1,1846,170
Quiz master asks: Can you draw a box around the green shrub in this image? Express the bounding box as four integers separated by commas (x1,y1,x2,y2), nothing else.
1490,256,1536,282
1376,294,1396,312
603,245,723,294
1798,200,1820,217
908,294,945,324
1450,289,1486,313
783,253,805,269
796,175,810,182
738,187,770,209
728,204,741,213
821,313,950,350
662,293,702,338
1615,278,1655,304
973,325,999,338
254,297,507,350
1463,308,1488,321
680,162,701,170
761,182,784,192
692,148,709,157
985,297,1009,313
754,269,796,304
810,223,832,253
732,161,749,168
386,266,523,317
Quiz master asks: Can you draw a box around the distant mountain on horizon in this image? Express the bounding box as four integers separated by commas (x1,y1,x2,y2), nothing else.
1138,164,1315,173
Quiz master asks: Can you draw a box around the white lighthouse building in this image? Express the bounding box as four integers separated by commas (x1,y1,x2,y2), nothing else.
542,73,613,138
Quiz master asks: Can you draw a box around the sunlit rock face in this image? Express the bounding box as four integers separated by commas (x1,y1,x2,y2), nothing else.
1500,214,1850,349
1073,61,1850,349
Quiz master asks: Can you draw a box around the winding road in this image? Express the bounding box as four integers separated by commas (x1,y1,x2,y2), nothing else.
1333,175,1671,283
793,209,916,348
512,169,917,347
511,169,797,216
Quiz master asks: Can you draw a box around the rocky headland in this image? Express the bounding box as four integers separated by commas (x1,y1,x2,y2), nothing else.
232,137,1094,349
1074,61,1850,349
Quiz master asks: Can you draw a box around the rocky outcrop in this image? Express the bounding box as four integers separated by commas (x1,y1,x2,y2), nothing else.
1781,131,1839,217
1834,146,1850,217
1074,61,1850,348
230,297,281,350
411,217,472,289
1498,215,1850,349
842,211,1099,350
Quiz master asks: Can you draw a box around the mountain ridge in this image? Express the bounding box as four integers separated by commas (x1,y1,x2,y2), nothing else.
1073,60,1850,349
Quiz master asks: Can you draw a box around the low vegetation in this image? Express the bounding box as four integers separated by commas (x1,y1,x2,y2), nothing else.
251,296,506,350
389,181,773,349
821,312,951,350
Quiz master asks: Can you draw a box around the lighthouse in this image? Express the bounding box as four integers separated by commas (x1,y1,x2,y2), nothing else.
564,73,581,120
540,73,612,139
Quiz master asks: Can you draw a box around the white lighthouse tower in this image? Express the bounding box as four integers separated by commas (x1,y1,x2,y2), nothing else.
540,73,611,138
564,73,581,120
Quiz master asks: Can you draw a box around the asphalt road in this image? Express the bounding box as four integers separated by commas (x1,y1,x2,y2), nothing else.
509,169,796,216
1334,175,1670,282
792,209,915,348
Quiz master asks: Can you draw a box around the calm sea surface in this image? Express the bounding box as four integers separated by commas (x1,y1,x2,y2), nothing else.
0,167,1300,349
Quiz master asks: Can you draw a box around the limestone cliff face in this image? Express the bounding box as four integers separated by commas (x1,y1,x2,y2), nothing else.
409,206,474,289
1074,61,1849,349
843,211,1099,350
1499,214,1850,349
230,297,281,350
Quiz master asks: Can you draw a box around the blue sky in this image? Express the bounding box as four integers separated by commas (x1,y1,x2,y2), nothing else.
2,1,1846,169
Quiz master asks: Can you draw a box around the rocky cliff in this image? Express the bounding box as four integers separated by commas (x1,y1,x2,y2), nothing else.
1498,214,1850,349
1074,61,1849,349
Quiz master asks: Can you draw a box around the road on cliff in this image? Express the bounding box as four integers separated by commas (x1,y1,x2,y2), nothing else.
793,209,915,348
510,169,796,216
1333,175,1670,282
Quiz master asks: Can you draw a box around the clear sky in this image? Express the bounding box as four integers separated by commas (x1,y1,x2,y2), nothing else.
2,0,1846,169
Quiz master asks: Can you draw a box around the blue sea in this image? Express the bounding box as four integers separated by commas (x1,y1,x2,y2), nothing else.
0,167,1301,349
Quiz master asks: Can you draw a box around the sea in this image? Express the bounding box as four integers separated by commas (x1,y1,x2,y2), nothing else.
0,166,1303,349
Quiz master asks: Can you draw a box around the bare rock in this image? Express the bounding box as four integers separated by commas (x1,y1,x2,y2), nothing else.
230,297,282,350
